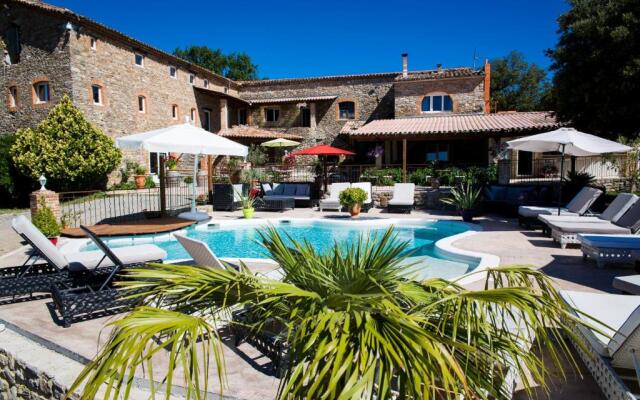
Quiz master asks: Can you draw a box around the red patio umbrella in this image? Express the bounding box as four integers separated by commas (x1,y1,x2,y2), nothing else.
291,145,355,192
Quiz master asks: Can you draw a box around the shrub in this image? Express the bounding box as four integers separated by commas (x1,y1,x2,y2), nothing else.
119,160,138,185
12,95,121,192
339,187,367,208
247,144,268,166
409,167,435,185
32,200,60,238
144,176,156,189
134,164,147,175
441,183,482,210
0,133,35,207
361,168,403,185
183,176,194,184
165,158,178,170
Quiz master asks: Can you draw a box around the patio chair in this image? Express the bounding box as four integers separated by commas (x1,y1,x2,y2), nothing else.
351,182,373,212
538,193,638,234
1,216,166,306
560,290,640,399
319,182,350,211
579,234,640,268
518,186,603,229
550,200,640,248
49,224,166,327
387,183,415,213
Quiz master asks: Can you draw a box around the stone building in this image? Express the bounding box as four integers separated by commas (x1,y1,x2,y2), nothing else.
0,0,560,177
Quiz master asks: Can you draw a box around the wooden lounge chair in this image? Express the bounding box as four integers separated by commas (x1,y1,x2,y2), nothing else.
550,200,640,248
319,182,350,211
560,290,640,399
387,183,415,213
518,186,602,229
351,182,373,212
50,224,166,327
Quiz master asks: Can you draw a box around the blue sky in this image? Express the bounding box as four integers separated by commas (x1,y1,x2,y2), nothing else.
51,0,569,79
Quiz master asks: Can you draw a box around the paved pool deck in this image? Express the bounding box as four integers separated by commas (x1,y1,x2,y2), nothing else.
0,207,625,399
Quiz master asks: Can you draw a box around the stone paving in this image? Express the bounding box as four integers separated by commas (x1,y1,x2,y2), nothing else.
0,207,626,399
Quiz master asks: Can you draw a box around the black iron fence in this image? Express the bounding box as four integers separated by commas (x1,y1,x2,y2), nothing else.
59,175,209,228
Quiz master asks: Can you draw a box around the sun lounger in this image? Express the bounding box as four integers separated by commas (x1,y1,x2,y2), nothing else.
551,200,640,248
388,183,415,213
538,193,638,234
613,275,640,294
319,182,350,211
560,290,640,399
579,234,640,268
351,182,373,212
2,216,166,305
49,224,166,327
518,186,602,229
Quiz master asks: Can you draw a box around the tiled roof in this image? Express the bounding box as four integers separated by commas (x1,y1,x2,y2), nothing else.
244,95,338,104
395,67,483,81
14,0,237,89
339,121,366,134
217,125,303,140
350,112,561,136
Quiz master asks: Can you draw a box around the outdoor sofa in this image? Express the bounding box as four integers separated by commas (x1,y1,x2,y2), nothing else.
212,183,245,211
560,290,640,399
387,183,415,213
518,186,603,229
549,199,640,248
483,184,554,217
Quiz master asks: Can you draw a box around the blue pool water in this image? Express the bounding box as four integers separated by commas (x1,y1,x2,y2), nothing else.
81,219,478,280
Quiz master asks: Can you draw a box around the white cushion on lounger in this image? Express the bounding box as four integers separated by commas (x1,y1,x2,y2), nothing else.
613,275,640,295
538,214,604,224
553,222,631,235
66,245,167,272
566,187,603,214
351,182,372,205
560,290,640,358
578,234,640,249
388,183,415,205
12,215,69,269
519,206,577,218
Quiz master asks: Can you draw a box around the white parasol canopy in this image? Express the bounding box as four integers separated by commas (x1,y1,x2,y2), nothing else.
116,121,248,221
507,127,631,156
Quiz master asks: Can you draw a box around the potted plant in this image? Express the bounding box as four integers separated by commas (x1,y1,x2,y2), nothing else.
440,182,482,223
339,187,368,217
165,157,180,185
133,164,147,189
33,200,61,245
227,157,242,184
236,189,259,219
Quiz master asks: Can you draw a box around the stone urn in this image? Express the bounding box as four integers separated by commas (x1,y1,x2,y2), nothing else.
349,203,362,218
166,170,180,186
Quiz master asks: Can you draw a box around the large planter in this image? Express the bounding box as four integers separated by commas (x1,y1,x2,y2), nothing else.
461,209,475,223
167,170,180,186
134,175,146,189
349,203,362,218
242,207,254,219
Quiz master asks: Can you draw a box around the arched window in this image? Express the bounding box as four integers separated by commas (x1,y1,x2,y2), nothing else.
33,81,50,104
7,86,17,109
91,84,103,105
338,101,355,120
421,94,453,113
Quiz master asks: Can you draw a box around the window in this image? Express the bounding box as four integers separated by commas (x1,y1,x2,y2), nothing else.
426,143,449,162
190,108,197,123
169,66,177,78
237,109,247,125
8,86,17,108
171,104,178,119
189,74,195,85
138,95,146,113
34,82,50,104
421,94,453,113
264,108,279,122
300,107,311,127
90,37,97,50
202,109,211,131
149,152,166,175
91,84,102,105
6,24,20,64
203,79,209,89
134,53,144,67
338,101,355,119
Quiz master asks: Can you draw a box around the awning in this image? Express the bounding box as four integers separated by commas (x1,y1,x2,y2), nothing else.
243,95,338,105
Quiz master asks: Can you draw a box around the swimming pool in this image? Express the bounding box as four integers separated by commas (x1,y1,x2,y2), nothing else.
74,218,492,281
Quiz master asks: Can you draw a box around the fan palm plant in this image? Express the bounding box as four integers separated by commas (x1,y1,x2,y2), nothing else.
70,227,586,400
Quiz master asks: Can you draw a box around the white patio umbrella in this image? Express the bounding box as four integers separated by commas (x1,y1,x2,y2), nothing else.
117,120,247,221
507,127,631,215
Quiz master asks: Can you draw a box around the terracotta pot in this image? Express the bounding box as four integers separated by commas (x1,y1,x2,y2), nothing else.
49,237,58,246
349,203,361,217
461,209,475,223
134,175,146,189
242,208,254,219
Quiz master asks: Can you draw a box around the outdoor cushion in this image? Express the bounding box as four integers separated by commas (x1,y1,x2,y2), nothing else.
600,193,638,223
295,184,310,197
283,184,297,196
262,183,273,195
66,245,167,272
566,187,603,214
485,186,507,202
273,184,285,195
12,215,68,269
327,182,351,200
232,184,243,201
613,275,640,295
388,183,415,206
518,206,577,219
553,222,631,235
578,234,640,249
615,200,640,232
538,214,604,225
351,182,372,204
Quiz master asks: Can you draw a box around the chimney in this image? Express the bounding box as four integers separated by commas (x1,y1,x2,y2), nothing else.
401,53,408,78
436,63,442,73
483,59,491,113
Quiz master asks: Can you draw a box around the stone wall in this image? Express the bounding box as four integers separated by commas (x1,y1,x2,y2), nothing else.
240,76,396,147
394,77,485,117
372,186,445,209
0,5,73,135
0,348,77,400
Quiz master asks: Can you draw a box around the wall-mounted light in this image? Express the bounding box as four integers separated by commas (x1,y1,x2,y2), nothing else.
64,22,74,31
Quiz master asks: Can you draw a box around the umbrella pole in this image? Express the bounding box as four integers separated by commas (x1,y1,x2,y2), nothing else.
323,156,328,193
159,155,166,217
558,144,566,216
192,153,198,214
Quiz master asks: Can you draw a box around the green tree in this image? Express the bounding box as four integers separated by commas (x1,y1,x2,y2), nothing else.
11,95,122,191
547,0,640,139
70,227,581,399
0,133,35,206
173,46,259,80
490,51,552,112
